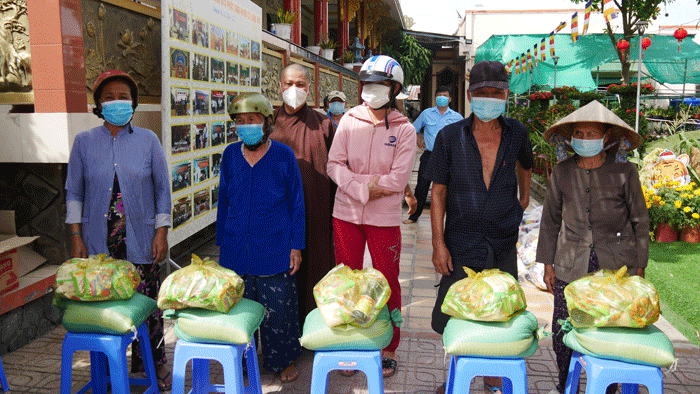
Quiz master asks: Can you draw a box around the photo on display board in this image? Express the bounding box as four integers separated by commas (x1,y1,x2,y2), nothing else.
211,121,225,146
251,41,261,62
171,124,191,155
192,17,209,48
211,57,225,84
192,53,209,82
194,187,210,217
212,152,222,178
193,122,209,150
239,65,250,86
172,160,192,193
226,31,239,56
193,89,210,116
226,91,238,112
169,8,189,42
211,24,225,52
239,36,250,59
226,120,237,143
251,66,260,87
169,48,189,80
211,90,225,115
173,195,192,229
193,155,210,185
226,61,238,85
170,86,191,117
211,184,220,209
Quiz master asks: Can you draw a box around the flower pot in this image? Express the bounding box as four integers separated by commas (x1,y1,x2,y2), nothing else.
271,23,292,40
654,223,678,242
306,46,321,55
321,48,334,61
680,226,700,242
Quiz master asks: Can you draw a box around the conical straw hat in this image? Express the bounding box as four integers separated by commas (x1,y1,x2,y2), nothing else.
543,100,642,151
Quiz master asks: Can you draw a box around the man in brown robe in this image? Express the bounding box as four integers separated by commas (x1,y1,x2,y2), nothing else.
270,64,336,327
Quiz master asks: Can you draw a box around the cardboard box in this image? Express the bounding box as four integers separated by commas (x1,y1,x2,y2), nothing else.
0,211,43,294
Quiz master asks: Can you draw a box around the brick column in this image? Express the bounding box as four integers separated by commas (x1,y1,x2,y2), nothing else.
27,0,87,113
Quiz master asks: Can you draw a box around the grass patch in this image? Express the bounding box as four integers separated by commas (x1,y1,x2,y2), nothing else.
646,241,700,346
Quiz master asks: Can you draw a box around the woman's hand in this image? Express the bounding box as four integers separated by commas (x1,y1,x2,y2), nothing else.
152,227,169,264
544,264,555,294
368,176,394,201
635,267,645,278
289,249,301,275
70,235,88,258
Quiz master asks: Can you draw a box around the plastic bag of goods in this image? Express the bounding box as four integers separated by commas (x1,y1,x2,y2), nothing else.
157,254,244,313
313,264,391,328
564,266,659,328
55,254,141,301
441,268,527,322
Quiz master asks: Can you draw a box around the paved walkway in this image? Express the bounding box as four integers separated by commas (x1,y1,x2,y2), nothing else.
2,165,700,393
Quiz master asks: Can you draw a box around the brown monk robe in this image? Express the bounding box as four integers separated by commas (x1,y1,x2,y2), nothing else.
271,105,336,321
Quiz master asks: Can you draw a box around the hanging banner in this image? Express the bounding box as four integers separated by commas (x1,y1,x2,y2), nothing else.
571,12,579,43
583,0,592,35
161,0,262,246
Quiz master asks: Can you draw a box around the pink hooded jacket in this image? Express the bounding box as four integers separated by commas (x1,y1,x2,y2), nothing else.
327,104,416,227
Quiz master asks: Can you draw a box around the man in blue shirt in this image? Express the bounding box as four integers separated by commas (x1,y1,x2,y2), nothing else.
403,86,463,224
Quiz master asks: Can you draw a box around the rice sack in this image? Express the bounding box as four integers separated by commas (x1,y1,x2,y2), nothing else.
564,266,659,328
157,254,244,313
55,254,141,301
313,264,391,328
441,268,527,322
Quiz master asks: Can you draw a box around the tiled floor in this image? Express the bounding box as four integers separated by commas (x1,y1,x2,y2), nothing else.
2,159,700,393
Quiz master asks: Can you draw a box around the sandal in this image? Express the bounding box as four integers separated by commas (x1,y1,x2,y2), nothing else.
339,369,358,377
157,369,172,391
485,383,502,394
435,382,446,394
381,357,397,378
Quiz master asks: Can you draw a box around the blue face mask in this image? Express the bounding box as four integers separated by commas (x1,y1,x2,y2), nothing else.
236,123,264,146
329,101,345,115
436,96,449,108
470,97,505,122
570,137,605,157
101,100,134,127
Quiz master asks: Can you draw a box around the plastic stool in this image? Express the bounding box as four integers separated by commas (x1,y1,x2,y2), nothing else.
60,322,158,394
171,339,262,394
445,355,528,394
310,350,384,394
564,351,663,394
0,356,8,392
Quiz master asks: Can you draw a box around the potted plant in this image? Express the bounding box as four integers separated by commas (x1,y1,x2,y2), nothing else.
270,8,297,40
645,180,685,242
319,36,337,61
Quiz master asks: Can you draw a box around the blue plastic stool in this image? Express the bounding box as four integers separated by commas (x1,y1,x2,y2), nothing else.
564,351,663,394
0,356,9,392
310,350,384,394
60,322,158,394
445,355,528,394
171,339,262,394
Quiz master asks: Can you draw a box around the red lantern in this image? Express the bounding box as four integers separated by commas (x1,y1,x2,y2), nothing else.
641,37,651,58
674,27,688,52
617,39,630,52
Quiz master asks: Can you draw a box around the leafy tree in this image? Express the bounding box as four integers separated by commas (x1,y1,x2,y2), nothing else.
571,0,671,83
383,32,433,86
403,16,416,30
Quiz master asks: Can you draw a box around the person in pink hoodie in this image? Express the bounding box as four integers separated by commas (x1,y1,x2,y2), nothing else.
327,55,416,378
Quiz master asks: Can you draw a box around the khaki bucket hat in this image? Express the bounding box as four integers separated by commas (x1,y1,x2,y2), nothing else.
544,100,642,151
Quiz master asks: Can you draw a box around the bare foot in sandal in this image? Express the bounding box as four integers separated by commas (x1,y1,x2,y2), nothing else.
381,351,397,378
339,369,357,377
280,363,299,383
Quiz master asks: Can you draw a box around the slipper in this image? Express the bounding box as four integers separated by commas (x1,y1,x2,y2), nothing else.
381,357,397,378
435,382,446,394
402,219,416,224
339,369,358,377
157,369,172,391
485,383,502,394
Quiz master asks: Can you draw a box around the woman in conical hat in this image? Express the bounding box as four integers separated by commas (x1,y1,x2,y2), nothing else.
536,101,649,394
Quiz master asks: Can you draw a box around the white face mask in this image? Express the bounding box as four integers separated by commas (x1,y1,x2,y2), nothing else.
361,84,391,109
282,86,308,110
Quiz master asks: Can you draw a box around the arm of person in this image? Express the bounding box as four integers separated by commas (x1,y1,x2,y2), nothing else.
287,149,306,274
413,112,427,150
151,134,171,264
374,124,417,192
535,165,564,294
431,183,452,276
216,147,233,246
66,135,87,258
516,161,531,210
327,124,372,204
626,165,649,277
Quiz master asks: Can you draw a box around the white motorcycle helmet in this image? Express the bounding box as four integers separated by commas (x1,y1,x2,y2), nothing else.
359,55,404,87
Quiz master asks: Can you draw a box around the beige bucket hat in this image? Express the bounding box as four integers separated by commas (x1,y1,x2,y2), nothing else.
544,100,642,151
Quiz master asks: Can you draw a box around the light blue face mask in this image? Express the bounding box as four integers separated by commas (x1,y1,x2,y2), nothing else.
236,123,264,146
436,95,449,108
470,97,505,122
570,137,605,157
101,100,134,127
329,101,345,115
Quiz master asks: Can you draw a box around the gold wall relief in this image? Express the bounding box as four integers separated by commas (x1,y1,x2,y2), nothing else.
0,0,32,98
82,0,161,103
261,50,282,103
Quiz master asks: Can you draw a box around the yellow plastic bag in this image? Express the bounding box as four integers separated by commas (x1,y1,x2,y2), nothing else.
157,254,244,313
564,266,659,328
441,268,527,322
55,254,141,301
313,264,391,328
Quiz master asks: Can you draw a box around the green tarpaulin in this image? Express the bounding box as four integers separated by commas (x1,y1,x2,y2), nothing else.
476,33,700,94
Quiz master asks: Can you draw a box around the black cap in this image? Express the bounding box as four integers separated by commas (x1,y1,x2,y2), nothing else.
469,61,509,92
